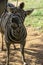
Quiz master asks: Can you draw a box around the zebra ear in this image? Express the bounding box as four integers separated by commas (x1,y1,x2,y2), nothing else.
9,7,17,13
19,2,24,9
26,9,34,15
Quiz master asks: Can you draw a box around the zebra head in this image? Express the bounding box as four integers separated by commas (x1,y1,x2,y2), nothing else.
11,15,22,30
7,2,34,23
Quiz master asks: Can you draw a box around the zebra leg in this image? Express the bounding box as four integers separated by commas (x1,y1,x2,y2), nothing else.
20,40,28,65
1,33,4,51
6,43,10,65
13,44,16,50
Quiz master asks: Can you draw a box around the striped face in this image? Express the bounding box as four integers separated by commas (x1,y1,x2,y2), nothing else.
7,13,27,41
11,15,22,30
7,2,34,23
11,15,23,34
6,2,34,42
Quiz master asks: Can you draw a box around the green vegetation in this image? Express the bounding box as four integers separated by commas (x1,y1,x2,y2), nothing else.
9,0,43,29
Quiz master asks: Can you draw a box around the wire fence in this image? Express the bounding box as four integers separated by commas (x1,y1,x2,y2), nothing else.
28,7,43,10
28,7,43,17
16,0,18,7
29,15,43,17
16,0,43,17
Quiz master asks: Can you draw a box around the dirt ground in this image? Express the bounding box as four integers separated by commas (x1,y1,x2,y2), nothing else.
0,27,43,65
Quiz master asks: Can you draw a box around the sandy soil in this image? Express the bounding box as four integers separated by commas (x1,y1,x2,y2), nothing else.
0,27,43,65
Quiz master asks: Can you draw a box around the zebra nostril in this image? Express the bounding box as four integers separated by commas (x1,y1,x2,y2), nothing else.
17,30,19,33
17,28,20,33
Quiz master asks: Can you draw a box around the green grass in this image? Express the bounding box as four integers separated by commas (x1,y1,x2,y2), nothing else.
9,0,43,29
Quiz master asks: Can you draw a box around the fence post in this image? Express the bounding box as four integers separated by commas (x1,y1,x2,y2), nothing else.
16,0,18,7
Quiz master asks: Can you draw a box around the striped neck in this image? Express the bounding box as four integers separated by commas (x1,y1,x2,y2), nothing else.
7,28,20,42
7,26,27,43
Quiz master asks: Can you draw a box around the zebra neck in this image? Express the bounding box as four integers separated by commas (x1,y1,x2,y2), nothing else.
7,28,20,42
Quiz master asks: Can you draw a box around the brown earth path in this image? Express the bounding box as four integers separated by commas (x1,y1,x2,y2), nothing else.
0,27,43,65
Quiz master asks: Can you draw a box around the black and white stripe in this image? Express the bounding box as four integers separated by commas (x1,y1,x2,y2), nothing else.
5,15,27,43
0,11,27,65
0,0,8,16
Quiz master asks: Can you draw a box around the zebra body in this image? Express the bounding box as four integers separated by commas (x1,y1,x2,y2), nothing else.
4,13,27,43
0,12,11,33
1,11,27,65
0,11,27,65
0,2,34,65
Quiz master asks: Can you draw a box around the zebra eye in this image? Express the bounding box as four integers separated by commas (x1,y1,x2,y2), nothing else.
12,18,15,23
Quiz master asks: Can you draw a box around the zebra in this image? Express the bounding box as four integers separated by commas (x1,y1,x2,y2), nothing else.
1,2,16,51
0,2,34,65
1,2,34,50
0,0,8,50
7,3,15,13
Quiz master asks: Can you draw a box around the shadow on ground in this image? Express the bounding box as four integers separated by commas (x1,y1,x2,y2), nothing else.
0,27,43,65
